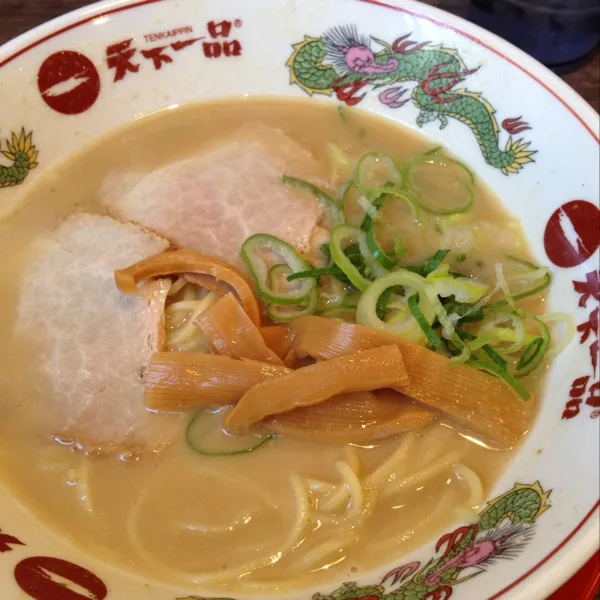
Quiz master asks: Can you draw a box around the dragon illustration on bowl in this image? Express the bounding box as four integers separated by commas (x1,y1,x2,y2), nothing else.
286,26,536,175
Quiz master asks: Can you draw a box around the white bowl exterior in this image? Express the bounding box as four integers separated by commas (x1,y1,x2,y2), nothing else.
0,1,598,599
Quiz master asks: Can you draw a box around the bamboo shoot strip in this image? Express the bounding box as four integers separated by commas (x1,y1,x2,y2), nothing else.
224,344,408,433
146,353,290,411
290,316,534,448
196,294,283,365
266,389,434,444
114,250,261,326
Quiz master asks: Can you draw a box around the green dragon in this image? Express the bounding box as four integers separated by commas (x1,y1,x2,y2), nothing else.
313,482,551,600
286,26,535,175
177,482,551,600
0,129,38,188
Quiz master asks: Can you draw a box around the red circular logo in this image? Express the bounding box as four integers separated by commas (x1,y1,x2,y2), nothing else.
544,200,600,268
37,51,101,115
14,556,108,600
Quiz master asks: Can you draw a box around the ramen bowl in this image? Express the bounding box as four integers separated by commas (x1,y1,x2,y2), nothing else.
0,1,598,599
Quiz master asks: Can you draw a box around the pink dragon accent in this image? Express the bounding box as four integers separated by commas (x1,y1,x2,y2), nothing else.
382,561,421,585
341,44,398,74
424,522,536,587
379,86,409,108
424,540,499,586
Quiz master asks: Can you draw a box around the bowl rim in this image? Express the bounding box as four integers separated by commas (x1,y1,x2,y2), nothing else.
0,1,598,599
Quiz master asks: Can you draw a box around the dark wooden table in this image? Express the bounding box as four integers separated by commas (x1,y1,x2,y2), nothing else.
0,0,598,112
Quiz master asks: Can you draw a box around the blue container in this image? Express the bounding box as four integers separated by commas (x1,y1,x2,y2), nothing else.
468,0,600,73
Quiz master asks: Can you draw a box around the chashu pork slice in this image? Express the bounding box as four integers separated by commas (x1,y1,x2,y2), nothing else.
101,125,322,266
16,213,180,454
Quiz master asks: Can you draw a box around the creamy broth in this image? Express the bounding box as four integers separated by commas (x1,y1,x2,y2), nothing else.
0,99,545,594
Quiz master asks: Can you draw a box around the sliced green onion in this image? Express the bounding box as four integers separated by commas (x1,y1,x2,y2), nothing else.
441,335,462,357
242,234,314,305
370,188,421,223
504,254,538,270
359,192,396,270
459,330,508,370
424,146,442,155
286,266,344,282
428,274,490,304
357,269,435,343
425,258,489,305
317,302,357,321
440,324,471,364
403,249,451,278
494,262,516,309
341,182,366,226
517,338,544,370
267,287,320,323
476,325,535,347
449,344,472,364
344,187,394,236
269,264,297,293
481,345,509,370
394,236,408,258
375,286,398,320
320,243,331,259
354,152,402,197
408,293,442,349
268,264,320,322
187,409,273,456
423,249,450,275
330,225,383,291
468,359,530,400
486,257,552,309
337,180,352,204
359,192,385,233
445,302,484,323
423,286,461,341
356,194,378,220
426,262,450,279
405,153,474,214
491,274,551,308
392,190,421,223
283,175,345,229
319,276,355,308
420,284,469,359
330,225,371,291
385,307,426,343
514,310,551,377
359,188,423,271
343,242,361,257
507,267,550,284
479,310,526,355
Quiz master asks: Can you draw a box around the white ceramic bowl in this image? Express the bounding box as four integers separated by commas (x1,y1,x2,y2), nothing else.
0,1,598,599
